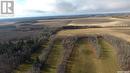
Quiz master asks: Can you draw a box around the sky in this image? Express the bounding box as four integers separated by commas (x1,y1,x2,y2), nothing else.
0,0,130,18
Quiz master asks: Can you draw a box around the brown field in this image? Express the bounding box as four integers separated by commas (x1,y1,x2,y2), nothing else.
54,16,130,43
1,16,130,42
67,17,130,27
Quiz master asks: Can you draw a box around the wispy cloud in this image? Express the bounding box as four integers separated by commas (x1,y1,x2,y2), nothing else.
54,0,130,13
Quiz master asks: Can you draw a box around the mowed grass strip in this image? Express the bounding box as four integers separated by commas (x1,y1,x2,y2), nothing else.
70,38,120,73
41,39,64,73
71,39,97,73
95,39,120,73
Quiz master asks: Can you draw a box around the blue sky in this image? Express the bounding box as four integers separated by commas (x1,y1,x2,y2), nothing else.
1,0,130,18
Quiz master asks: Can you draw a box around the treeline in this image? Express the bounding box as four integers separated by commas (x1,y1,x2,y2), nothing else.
0,27,60,73
103,35,130,70
29,35,56,73
58,36,78,73
28,27,62,73
62,26,102,30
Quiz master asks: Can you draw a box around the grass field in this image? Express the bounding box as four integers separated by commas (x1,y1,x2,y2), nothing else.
41,39,64,73
69,39,120,73
11,16,130,73
15,36,121,73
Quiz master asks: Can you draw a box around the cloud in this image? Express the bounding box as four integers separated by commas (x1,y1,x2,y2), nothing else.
27,10,46,13
1,0,130,18
55,1,77,12
12,0,130,16
13,0,56,17
54,0,130,13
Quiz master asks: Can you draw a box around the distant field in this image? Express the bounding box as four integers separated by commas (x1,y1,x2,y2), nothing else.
71,17,114,24
1,16,130,42
67,17,130,27
113,29,130,35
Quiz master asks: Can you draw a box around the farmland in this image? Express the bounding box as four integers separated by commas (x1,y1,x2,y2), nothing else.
0,15,130,73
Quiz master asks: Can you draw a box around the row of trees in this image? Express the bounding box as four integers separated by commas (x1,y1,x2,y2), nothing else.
30,35,56,73
0,27,61,73
27,27,61,73
58,36,78,73
104,35,130,70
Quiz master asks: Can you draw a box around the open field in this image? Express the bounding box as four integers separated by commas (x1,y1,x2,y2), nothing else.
57,28,130,42
1,16,130,42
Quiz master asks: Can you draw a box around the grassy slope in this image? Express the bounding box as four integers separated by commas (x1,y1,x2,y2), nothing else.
14,38,120,73
71,40,97,73
71,39,120,73
41,39,64,73
94,39,120,73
